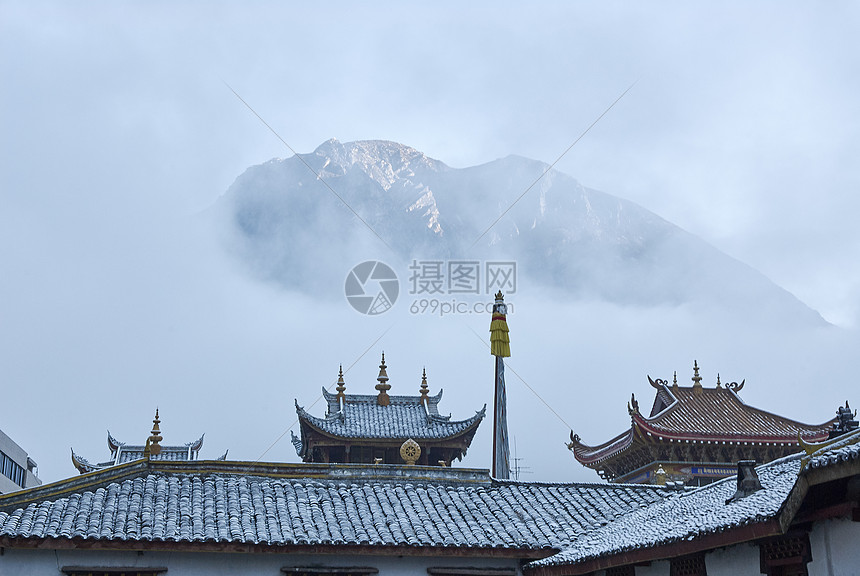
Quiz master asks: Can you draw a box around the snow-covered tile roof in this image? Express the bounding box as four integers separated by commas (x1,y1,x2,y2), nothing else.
528,454,803,568
805,427,860,470
298,391,485,441
0,462,666,550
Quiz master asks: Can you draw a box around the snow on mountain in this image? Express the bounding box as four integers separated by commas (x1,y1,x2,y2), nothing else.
215,139,825,327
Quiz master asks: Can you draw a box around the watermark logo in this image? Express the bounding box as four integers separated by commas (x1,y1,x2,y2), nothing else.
345,261,399,315
345,259,516,316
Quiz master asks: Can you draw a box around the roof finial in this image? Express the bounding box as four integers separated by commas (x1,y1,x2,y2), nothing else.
148,408,163,457
716,373,722,388
489,292,511,358
627,393,640,415
673,371,678,388
376,352,391,406
692,360,703,394
336,365,346,399
419,367,429,402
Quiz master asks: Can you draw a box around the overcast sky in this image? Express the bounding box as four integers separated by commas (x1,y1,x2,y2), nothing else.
2,2,859,484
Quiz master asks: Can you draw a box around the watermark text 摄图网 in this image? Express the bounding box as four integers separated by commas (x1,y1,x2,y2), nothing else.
409,299,515,318
408,260,516,296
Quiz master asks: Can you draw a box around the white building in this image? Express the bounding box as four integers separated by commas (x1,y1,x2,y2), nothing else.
0,428,40,495
0,427,858,575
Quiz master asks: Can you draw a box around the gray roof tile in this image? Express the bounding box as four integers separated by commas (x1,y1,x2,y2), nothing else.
529,438,856,570
297,388,485,441
0,463,667,551
805,427,860,470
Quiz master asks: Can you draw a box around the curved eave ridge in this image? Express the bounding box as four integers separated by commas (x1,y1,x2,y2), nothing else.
185,434,205,451
70,449,98,474
297,403,485,441
106,430,122,452
804,427,860,470
290,431,304,458
570,429,634,467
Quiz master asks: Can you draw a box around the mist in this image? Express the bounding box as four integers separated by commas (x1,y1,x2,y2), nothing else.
2,1,859,485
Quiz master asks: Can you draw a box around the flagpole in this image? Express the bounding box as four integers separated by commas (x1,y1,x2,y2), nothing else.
489,291,511,480
493,354,499,476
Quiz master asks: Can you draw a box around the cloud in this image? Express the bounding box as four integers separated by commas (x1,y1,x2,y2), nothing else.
2,1,859,485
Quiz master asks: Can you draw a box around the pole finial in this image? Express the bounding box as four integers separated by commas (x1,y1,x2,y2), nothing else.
489,293,511,357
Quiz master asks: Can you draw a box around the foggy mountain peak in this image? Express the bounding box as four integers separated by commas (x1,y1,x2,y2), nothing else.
219,139,827,328
306,139,449,192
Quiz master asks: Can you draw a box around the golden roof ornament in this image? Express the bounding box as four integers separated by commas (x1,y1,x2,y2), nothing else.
400,438,421,465
655,464,667,485
335,365,346,400
691,360,703,394
375,352,391,406
148,408,163,457
489,291,511,358
419,367,429,403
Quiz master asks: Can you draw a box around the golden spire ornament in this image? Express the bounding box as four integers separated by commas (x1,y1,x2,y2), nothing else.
375,352,391,406
692,360,703,394
148,408,163,457
336,365,346,400
419,368,429,403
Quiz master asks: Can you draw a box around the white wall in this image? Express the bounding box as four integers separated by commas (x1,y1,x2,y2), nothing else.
704,542,759,576
0,548,523,576
632,560,671,575
808,517,860,576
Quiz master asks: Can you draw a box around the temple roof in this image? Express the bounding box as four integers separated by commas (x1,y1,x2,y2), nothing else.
5,431,856,566
636,385,832,440
570,367,835,468
0,460,667,553
294,358,486,460
296,387,486,441
528,427,860,575
72,432,207,473
71,411,225,474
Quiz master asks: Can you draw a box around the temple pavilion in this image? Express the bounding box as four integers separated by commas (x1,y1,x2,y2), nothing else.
291,354,485,466
568,361,837,486
71,409,226,474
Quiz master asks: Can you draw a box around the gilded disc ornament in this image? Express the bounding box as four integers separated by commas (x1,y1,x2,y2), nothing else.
400,438,421,465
